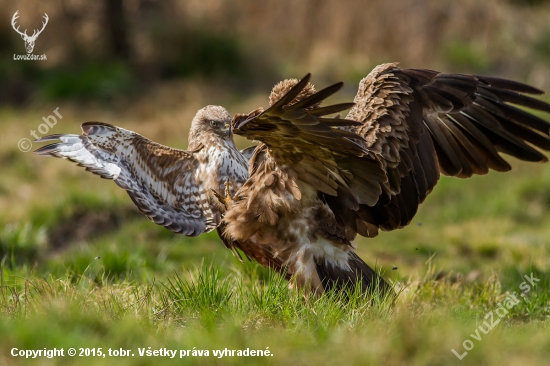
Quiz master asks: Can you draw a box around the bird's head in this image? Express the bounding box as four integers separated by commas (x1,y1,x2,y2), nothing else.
269,78,317,107
189,105,233,143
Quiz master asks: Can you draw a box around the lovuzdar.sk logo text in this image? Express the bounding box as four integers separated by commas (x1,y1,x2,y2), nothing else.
11,10,48,61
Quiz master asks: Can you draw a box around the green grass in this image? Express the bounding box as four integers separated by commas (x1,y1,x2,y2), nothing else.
0,263,549,365
1,102,550,365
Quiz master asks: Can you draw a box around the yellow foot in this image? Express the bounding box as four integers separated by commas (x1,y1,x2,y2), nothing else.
212,182,239,206
224,181,240,203
224,181,231,202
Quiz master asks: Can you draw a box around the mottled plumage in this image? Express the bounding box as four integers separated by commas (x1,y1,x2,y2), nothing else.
35,105,249,236
222,68,550,295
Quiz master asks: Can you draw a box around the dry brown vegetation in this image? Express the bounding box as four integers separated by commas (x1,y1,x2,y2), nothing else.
3,0,550,104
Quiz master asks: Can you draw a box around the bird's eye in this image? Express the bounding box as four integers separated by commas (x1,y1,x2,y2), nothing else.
210,120,219,128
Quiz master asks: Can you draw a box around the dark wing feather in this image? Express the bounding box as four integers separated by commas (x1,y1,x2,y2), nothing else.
344,63,550,235
34,122,220,236
232,74,387,209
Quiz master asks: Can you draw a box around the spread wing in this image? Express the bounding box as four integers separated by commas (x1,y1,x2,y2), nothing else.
232,74,387,208
34,122,220,236
344,63,550,234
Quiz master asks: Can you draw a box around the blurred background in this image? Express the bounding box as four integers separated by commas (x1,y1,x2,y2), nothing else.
3,0,550,105
1,0,550,284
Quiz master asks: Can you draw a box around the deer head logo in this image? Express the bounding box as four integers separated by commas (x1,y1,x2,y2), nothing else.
11,11,49,54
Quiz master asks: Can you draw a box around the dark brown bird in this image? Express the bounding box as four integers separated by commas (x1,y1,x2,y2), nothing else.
221,63,550,295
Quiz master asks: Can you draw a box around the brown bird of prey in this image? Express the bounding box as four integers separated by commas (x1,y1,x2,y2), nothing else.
221,63,550,295
35,106,249,236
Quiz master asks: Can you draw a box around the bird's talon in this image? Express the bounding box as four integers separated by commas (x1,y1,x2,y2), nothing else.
213,182,238,206
211,188,225,203
224,181,232,202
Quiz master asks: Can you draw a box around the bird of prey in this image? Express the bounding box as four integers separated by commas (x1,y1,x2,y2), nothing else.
221,63,550,295
35,106,249,237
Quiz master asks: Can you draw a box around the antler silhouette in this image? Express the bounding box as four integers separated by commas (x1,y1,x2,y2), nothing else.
11,11,28,38
31,13,49,39
11,11,49,53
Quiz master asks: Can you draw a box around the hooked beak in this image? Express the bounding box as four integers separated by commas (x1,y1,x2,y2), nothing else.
231,108,264,133
224,123,231,136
